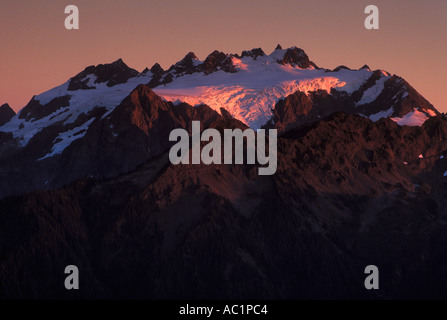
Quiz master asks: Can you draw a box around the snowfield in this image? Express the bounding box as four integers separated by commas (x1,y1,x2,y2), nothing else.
391,109,429,127
153,51,376,128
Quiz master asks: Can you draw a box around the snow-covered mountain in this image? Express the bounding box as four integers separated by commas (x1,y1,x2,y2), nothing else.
0,45,441,199
2,46,447,299
1,46,438,147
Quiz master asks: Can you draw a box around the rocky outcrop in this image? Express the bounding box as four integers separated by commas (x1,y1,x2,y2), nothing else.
167,52,199,75
148,50,238,87
201,50,236,74
18,95,71,121
278,47,317,69
150,63,164,76
240,48,266,59
332,65,352,72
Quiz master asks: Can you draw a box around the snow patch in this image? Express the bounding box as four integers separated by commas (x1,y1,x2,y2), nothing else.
357,76,389,105
38,118,95,160
391,109,429,126
424,109,437,117
369,108,394,122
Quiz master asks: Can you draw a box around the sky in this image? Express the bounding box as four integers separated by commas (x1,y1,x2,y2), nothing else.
0,0,446,113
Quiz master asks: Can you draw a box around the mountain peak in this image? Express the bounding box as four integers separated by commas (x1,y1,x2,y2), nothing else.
140,67,150,75
360,64,371,71
168,52,200,74
184,52,198,61
279,46,314,69
111,58,126,66
68,59,139,91
0,103,16,126
275,44,283,50
333,65,352,72
176,52,199,66
240,48,265,59
150,63,164,75
203,50,235,74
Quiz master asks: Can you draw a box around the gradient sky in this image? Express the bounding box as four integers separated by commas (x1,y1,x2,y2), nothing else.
1,0,446,113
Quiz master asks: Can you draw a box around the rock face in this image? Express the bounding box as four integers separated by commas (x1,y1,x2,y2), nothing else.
0,103,15,126
1,112,447,299
278,47,316,69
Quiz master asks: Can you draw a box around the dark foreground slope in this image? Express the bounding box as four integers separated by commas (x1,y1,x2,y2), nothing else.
1,112,447,299
0,85,225,199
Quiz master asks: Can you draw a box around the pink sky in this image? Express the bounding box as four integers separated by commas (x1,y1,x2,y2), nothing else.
0,0,446,113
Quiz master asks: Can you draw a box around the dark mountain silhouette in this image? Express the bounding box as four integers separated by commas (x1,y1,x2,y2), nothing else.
0,103,15,126
1,111,447,299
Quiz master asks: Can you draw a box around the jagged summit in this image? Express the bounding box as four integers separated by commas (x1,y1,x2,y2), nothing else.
183,51,199,61
361,64,371,71
35,46,323,99
68,58,139,90
150,63,164,75
140,67,150,75
173,52,199,67
278,46,315,69
145,46,321,91
240,48,266,59
167,51,200,75
110,58,127,68
332,65,352,72
0,103,15,126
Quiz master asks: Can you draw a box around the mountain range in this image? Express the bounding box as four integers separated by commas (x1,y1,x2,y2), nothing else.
0,45,446,299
